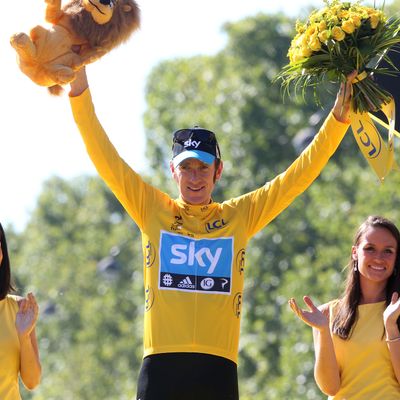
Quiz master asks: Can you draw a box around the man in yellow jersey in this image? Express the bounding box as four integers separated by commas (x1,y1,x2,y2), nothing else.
69,67,355,400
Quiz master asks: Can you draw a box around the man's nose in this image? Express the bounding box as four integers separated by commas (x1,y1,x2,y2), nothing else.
189,169,199,180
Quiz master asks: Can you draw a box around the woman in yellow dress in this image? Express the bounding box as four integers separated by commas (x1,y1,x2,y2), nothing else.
289,215,400,399
0,223,41,399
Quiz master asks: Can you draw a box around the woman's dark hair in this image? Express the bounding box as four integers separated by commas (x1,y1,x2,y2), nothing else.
0,223,16,300
332,216,400,339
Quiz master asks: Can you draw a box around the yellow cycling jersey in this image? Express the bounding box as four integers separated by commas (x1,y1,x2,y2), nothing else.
70,89,349,364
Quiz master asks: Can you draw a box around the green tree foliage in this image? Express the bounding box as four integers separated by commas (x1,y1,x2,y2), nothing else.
13,176,144,399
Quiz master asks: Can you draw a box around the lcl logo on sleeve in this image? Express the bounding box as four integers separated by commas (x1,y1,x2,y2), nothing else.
159,231,233,294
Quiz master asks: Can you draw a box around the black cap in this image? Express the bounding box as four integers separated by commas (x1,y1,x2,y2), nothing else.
172,126,221,167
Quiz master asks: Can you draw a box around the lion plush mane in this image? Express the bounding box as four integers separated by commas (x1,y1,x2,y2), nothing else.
10,0,140,95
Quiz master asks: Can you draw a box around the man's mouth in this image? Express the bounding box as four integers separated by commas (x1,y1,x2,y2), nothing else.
188,186,204,192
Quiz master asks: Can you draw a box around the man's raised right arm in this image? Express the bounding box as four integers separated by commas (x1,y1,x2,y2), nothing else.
68,67,150,226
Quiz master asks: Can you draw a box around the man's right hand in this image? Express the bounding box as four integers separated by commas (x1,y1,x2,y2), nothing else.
69,66,89,97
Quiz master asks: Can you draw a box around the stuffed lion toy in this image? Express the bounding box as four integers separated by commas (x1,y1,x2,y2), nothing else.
10,0,140,95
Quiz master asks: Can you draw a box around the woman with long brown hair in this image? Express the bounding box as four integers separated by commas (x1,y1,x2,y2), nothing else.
289,215,400,399
0,223,41,399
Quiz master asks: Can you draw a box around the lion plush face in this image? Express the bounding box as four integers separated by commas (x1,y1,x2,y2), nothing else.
68,0,140,49
83,0,117,24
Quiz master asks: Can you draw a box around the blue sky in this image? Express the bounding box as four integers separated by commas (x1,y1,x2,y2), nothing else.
2,0,327,230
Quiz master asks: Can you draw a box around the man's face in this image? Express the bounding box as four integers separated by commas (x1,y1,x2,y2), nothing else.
170,158,223,205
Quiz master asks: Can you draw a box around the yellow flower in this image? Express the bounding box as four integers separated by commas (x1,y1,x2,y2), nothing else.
289,50,304,64
318,20,327,31
301,34,310,47
318,30,330,43
358,9,369,19
301,45,313,58
350,14,361,28
331,5,342,16
306,25,317,36
369,13,381,29
342,20,355,34
309,12,318,24
291,33,301,46
295,21,306,34
290,35,302,53
338,10,350,19
329,16,339,25
332,26,346,41
309,35,322,51
289,45,307,64
310,9,324,24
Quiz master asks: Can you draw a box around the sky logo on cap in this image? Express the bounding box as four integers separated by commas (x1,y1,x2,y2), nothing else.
183,139,201,148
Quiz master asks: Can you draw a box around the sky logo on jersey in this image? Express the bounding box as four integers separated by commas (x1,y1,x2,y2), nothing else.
159,231,233,294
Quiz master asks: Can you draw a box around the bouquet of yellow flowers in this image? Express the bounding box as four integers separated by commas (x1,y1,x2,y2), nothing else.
277,0,400,114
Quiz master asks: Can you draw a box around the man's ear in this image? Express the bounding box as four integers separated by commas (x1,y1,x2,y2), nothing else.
170,161,177,180
215,160,223,181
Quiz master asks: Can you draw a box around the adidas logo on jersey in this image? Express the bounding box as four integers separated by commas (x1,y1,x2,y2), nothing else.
177,276,195,289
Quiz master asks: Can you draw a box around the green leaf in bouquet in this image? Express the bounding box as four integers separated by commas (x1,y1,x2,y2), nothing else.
301,53,331,68
327,69,340,81
357,40,377,59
